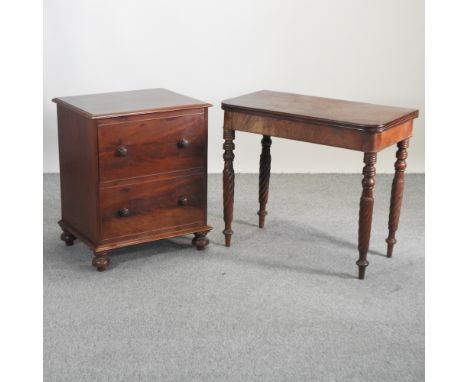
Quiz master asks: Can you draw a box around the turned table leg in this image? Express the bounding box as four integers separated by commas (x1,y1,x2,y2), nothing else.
192,231,210,250
92,251,110,272
60,230,76,246
258,135,272,228
223,127,235,247
386,139,409,258
357,152,377,280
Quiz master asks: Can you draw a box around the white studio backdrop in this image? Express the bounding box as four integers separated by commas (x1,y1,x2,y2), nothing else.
44,0,424,173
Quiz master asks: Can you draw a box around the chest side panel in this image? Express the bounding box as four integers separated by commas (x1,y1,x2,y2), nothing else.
57,106,99,243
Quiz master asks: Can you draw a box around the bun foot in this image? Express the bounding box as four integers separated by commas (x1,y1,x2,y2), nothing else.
92,251,110,272
60,231,76,246
192,232,210,250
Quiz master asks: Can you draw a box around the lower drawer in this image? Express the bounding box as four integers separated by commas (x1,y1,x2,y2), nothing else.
99,174,205,239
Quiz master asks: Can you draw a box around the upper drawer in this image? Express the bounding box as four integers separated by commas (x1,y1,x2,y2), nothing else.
98,112,206,182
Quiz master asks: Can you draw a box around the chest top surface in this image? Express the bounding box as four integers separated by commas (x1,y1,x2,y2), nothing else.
222,90,418,132
53,88,211,119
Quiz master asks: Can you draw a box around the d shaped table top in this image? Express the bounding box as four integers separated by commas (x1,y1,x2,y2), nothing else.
222,90,418,132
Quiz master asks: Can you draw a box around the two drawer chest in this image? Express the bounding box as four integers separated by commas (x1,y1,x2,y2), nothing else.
53,88,212,271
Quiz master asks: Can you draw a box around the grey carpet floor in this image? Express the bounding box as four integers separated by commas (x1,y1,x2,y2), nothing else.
44,174,424,382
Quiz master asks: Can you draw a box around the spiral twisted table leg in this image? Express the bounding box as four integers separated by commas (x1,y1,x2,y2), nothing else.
223,128,235,247
357,152,377,279
386,139,409,258
258,135,272,228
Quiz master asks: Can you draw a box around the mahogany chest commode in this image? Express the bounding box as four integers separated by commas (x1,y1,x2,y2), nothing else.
53,88,212,271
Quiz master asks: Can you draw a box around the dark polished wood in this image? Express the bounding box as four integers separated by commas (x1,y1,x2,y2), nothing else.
258,135,272,228
357,152,377,280
54,88,212,271
222,113,235,247
386,139,409,257
221,90,419,279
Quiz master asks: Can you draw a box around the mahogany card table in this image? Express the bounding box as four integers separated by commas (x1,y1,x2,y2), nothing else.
221,90,419,279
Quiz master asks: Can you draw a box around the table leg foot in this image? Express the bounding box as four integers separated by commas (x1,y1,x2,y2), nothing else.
357,260,369,280
223,229,233,247
386,139,409,258
357,152,377,280
386,238,397,258
258,211,267,229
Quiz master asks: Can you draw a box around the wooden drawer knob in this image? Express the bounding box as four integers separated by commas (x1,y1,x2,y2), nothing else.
178,197,188,206
177,139,189,148
117,208,130,217
116,146,128,156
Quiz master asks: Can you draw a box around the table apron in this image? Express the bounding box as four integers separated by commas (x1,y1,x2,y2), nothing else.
225,111,413,152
